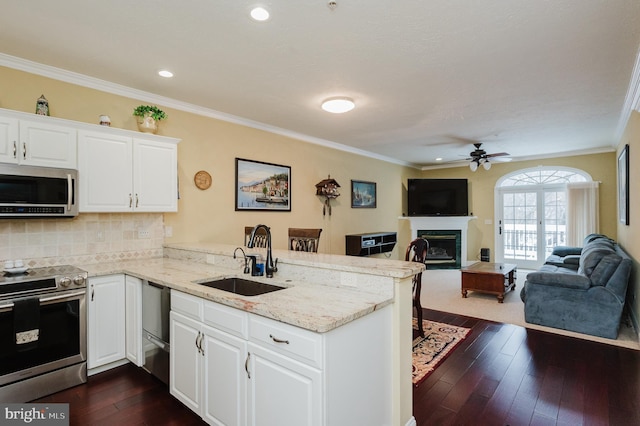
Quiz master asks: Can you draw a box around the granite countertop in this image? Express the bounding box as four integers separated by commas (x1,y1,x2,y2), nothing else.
79,246,422,333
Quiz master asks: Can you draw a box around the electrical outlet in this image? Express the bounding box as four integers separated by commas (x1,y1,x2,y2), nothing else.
96,231,105,242
164,226,173,237
137,229,151,239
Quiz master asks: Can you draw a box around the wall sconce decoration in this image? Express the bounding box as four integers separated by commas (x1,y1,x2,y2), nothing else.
315,175,340,216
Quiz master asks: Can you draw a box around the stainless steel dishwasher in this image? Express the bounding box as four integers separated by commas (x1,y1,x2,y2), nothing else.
142,280,171,385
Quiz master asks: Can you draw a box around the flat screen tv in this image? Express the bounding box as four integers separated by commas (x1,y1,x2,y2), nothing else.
407,179,468,216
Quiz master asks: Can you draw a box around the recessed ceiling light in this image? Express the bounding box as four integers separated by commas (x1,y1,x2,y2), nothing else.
321,97,355,113
158,70,173,78
435,157,443,162
250,7,270,21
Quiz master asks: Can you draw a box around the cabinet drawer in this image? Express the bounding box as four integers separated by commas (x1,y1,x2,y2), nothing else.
249,315,323,368
171,290,202,321
203,299,248,339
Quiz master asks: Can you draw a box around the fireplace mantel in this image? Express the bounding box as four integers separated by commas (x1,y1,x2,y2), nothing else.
399,216,477,266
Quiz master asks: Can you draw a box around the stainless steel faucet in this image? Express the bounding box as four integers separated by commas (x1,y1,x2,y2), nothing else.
233,247,250,274
247,224,278,278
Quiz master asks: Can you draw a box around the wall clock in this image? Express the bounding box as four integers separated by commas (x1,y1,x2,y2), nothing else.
194,170,212,190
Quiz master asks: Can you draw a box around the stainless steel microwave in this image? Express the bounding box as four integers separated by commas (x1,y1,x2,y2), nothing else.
0,163,78,218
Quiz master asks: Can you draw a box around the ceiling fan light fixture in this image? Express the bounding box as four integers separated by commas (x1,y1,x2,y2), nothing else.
321,97,355,113
483,160,491,170
469,161,478,172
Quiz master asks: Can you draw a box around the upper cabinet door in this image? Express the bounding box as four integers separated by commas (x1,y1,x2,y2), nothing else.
133,138,178,212
78,130,134,212
0,116,19,164
19,120,77,168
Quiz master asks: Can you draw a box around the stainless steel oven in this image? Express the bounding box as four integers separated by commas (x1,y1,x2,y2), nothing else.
0,266,88,402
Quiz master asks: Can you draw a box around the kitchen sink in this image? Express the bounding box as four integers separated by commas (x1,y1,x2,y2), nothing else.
197,277,285,296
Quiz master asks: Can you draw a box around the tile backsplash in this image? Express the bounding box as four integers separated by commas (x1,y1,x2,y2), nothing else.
0,213,165,268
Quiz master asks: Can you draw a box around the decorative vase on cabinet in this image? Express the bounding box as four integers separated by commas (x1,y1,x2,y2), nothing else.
136,113,158,134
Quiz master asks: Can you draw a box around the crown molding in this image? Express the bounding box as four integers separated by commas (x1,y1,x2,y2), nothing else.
616,44,640,141
0,53,417,169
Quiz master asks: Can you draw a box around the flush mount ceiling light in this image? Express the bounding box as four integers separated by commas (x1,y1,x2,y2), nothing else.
158,70,173,78
250,6,270,21
321,97,355,113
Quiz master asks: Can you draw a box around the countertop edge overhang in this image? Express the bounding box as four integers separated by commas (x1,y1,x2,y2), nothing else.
79,244,423,333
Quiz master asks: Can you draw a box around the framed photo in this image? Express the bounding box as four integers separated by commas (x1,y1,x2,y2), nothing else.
235,158,291,211
618,144,629,225
351,180,376,208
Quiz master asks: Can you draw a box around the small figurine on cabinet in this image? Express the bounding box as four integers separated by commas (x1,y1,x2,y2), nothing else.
35,94,49,116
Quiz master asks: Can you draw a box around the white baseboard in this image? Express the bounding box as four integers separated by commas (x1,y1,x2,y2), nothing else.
88,358,129,376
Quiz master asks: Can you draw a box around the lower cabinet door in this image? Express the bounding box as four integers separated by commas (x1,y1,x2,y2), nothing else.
169,311,202,413
247,343,322,426
202,325,248,426
87,275,125,369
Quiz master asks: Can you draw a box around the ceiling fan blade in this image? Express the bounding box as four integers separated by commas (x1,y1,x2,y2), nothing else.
491,156,512,162
486,152,510,158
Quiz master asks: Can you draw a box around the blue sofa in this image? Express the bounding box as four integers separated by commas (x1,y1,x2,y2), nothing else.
521,234,632,339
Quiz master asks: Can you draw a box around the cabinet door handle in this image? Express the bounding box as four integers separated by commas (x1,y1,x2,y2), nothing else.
269,334,289,345
129,193,133,208
12,141,16,158
91,285,95,302
195,332,204,355
245,352,251,379
135,193,139,208
22,142,26,159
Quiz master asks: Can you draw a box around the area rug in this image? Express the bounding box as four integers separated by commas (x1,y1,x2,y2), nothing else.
412,318,471,386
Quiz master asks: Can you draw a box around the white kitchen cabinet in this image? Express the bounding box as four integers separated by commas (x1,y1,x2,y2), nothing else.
247,343,321,426
19,120,77,168
170,310,203,414
0,115,19,164
0,112,76,168
125,275,143,366
87,274,126,369
169,290,391,426
170,291,248,426
78,130,178,212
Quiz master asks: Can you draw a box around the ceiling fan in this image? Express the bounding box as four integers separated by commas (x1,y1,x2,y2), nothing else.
466,143,511,171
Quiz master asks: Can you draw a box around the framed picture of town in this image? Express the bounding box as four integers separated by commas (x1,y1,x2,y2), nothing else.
235,158,291,211
351,180,376,208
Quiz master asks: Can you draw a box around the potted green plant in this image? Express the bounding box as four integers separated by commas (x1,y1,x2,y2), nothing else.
133,105,167,133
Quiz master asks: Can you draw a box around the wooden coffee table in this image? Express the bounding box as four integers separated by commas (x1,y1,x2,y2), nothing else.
460,262,517,303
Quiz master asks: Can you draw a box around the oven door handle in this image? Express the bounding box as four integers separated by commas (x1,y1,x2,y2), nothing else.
0,290,86,310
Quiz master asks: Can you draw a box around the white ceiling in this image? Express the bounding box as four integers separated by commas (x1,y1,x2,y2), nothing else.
2,0,640,168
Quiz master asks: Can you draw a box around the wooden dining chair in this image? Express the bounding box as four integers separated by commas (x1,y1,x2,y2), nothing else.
288,228,322,252
405,237,429,337
244,226,269,248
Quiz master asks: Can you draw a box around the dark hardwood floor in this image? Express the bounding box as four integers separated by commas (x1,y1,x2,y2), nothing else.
35,364,206,426
415,308,640,426
34,309,639,426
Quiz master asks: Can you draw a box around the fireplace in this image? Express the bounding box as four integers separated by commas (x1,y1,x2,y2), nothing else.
417,230,461,269
400,216,476,268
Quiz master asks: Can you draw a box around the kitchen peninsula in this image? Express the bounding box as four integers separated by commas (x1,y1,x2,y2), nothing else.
80,242,423,426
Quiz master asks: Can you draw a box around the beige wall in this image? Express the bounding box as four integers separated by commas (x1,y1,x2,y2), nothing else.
617,110,640,330
0,66,421,260
419,152,618,262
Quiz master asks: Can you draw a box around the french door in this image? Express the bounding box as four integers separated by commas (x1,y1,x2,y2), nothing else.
496,186,566,269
